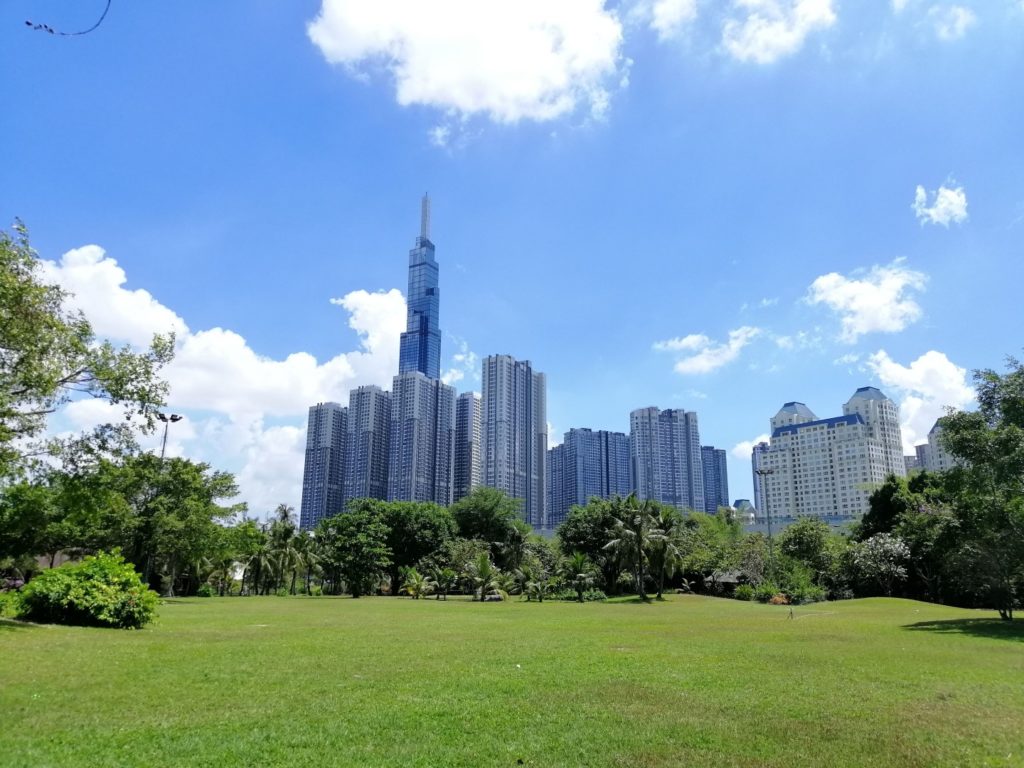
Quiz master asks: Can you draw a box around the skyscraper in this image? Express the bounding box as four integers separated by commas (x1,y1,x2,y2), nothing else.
398,195,441,380
344,385,391,505
482,354,547,528
454,391,482,502
629,407,704,512
700,445,729,514
547,428,630,528
751,440,770,518
755,387,906,520
388,372,455,505
299,402,347,530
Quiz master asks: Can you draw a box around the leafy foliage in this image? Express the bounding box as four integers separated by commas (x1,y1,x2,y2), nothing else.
18,551,158,628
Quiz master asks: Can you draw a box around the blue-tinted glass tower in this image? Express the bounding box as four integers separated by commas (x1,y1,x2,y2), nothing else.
398,195,441,380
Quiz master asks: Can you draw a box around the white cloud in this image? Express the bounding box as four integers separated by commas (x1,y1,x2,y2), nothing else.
40,244,407,517
307,0,627,124
833,352,861,366
548,422,563,448
866,349,975,452
928,5,976,40
722,0,837,64
646,0,699,39
655,326,762,374
913,182,969,227
806,260,927,343
38,245,189,347
441,337,480,386
732,433,771,459
892,0,911,12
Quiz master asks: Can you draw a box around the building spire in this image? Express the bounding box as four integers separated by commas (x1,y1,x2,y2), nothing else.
420,193,431,241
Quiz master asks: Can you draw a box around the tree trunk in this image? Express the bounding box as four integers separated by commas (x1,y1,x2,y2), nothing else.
290,571,297,595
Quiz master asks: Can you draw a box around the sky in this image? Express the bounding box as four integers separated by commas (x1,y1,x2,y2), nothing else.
2,0,1022,515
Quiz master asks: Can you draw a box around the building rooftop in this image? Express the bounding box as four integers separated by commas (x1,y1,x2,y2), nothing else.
849,386,889,401
775,401,817,420
772,413,865,438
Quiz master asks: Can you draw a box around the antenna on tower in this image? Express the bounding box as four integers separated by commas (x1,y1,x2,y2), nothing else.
420,193,431,241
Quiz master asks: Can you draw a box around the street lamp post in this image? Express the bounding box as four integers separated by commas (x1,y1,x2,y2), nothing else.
157,413,183,462
755,467,776,582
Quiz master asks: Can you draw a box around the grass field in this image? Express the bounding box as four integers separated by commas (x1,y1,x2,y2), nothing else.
1,595,1022,767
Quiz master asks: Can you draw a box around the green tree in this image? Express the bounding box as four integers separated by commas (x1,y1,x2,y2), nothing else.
430,567,458,600
464,552,507,602
317,510,391,598
647,503,684,600
450,487,523,552
0,224,173,479
562,551,596,603
557,497,621,593
603,494,664,601
854,533,909,597
401,567,432,599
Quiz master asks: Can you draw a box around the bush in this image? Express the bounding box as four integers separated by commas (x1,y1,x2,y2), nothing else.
552,588,607,602
753,582,780,603
734,584,755,602
769,594,789,605
0,590,21,618
196,583,215,598
18,552,158,629
787,584,827,605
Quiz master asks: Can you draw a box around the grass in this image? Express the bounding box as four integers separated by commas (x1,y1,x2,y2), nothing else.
1,596,1022,767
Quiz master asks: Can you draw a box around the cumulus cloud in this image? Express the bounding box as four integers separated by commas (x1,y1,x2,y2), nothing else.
732,433,771,459
441,337,480,386
38,245,188,346
806,260,927,343
722,0,837,64
643,0,699,39
928,5,976,40
655,326,762,374
866,349,975,452
913,182,969,227
307,0,627,124
40,243,407,516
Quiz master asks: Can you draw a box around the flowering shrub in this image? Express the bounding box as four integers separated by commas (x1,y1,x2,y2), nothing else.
768,594,789,605
18,552,158,629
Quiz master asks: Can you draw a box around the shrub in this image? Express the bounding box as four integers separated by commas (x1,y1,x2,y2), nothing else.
768,594,789,605
18,552,158,629
551,588,607,602
753,582,780,603
787,584,826,605
196,584,215,598
0,590,21,618
734,584,755,602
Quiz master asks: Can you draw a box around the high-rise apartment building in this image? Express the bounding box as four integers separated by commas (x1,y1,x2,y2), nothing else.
629,407,704,512
700,445,729,514
398,195,441,380
547,428,631,529
755,387,906,520
388,372,455,505
454,392,482,502
914,420,959,473
344,385,391,504
482,354,547,528
751,440,770,517
299,402,347,530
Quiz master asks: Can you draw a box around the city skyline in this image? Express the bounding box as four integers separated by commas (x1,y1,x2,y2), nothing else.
8,2,1017,516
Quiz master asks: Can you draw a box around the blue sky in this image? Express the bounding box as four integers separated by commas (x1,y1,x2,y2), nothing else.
2,0,1021,513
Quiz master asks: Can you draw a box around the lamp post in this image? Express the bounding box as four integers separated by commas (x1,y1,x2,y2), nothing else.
755,467,776,582
157,413,183,462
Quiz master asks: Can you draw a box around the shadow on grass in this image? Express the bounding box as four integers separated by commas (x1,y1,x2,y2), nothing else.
0,618,36,633
903,618,1024,643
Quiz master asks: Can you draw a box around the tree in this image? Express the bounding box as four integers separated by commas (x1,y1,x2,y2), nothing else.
402,567,432,599
430,567,458,601
317,511,391,598
349,499,456,596
464,552,508,602
779,517,832,580
449,487,524,552
562,551,595,603
603,494,664,601
646,503,684,600
557,497,620,593
0,224,173,479
854,533,909,597
939,357,1024,620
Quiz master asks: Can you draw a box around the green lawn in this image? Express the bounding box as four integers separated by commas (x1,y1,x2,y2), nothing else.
1,596,1022,767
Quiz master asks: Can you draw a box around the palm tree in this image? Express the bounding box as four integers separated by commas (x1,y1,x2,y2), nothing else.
209,556,237,596
431,567,458,600
267,504,298,593
402,568,433,599
603,494,665,601
465,553,508,602
648,505,684,600
562,551,595,603
515,561,555,602
293,531,321,595
246,539,274,595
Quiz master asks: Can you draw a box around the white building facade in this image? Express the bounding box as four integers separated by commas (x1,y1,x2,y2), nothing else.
755,387,906,520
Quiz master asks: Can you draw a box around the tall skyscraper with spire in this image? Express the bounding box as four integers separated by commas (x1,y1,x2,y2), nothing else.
389,196,455,505
398,194,441,380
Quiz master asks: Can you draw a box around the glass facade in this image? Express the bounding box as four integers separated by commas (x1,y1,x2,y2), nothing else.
629,407,705,513
547,428,630,529
299,402,347,531
700,445,730,514
398,196,441,379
